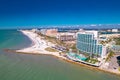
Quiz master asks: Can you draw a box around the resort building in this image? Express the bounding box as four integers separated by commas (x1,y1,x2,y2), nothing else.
99,34,120,39
40,29,47,35
112,29,118,32
79,28,84,32
107,29,112,32
46,29,58,37
57,32,76,41
76,31,107,58
31,28,39,33
40,29,58,37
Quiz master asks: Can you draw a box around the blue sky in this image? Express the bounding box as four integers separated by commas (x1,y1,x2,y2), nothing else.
0,0,120,28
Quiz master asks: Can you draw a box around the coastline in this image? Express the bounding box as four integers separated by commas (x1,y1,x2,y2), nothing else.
15,30,120,76
6,49,120,76
16,30,65,59
19,30,36,49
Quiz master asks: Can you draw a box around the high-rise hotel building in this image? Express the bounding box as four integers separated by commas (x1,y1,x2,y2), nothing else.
76,31,106,58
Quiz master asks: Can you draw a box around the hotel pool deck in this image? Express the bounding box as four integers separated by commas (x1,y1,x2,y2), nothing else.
67,52,87,61
67,52,100,67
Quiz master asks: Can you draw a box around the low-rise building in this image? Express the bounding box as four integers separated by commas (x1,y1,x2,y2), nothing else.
40,29,58,37
57,32,76,41
31,28,39,33
40,29,47,35
107,29,111,32
79,28,84,32
46,29,58,37
112,29,118,32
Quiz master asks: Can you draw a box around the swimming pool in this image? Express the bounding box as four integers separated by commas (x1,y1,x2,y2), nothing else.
67,52,87,61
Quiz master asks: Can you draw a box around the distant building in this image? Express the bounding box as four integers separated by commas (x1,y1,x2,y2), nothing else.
107,29,111,32
40,29,47,35
40,29,58,37
31,28,39,33
100,34,120,39
57,32,76,41
68,30,78,33
112,29,118,32
46,29,58,37
79,28,84,32
76,30,106,58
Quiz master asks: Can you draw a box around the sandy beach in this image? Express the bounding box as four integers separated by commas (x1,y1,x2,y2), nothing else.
16,30,66,59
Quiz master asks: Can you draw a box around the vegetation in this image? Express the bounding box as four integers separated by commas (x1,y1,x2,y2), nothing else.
113,37,120,45
38,32,65,45
117,60,120,66
100,41,107,46
119,67,120,71
71,44,76,49
100,38,112,46
69,44,77,53
106,50,115,62
45,47,58,52
37,32,77,53
85,57,99,64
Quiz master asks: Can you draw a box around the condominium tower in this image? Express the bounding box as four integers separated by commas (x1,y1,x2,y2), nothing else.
76,31,106,58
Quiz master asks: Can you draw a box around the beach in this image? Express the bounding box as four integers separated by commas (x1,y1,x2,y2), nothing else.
16,30,66,59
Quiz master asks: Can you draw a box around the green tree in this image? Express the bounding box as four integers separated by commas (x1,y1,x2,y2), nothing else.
114,38,120,45
106,50,115,61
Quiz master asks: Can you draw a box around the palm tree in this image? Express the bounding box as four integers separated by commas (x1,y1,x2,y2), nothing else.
100,41,106,46
106,50,115,61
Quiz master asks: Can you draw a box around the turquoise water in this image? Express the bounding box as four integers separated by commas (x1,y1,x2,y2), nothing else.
0,29,32,49
0,30,120,80
67,52,87,61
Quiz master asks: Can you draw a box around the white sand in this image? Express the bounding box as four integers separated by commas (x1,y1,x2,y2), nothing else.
16,30,65,59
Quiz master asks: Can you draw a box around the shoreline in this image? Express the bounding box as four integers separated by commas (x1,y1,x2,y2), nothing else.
17,30,65,58
15,30,120,76
19,30,36,49
4,48,120,76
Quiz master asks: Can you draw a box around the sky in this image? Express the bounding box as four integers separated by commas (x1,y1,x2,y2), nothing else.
0,0,120,28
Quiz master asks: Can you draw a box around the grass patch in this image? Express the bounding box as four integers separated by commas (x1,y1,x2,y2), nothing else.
45,47,58,52
85,57,99,64
119,67,120,71
114,37,120,45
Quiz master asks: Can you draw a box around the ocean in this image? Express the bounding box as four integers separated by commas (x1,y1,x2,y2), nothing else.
0,29,120,80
